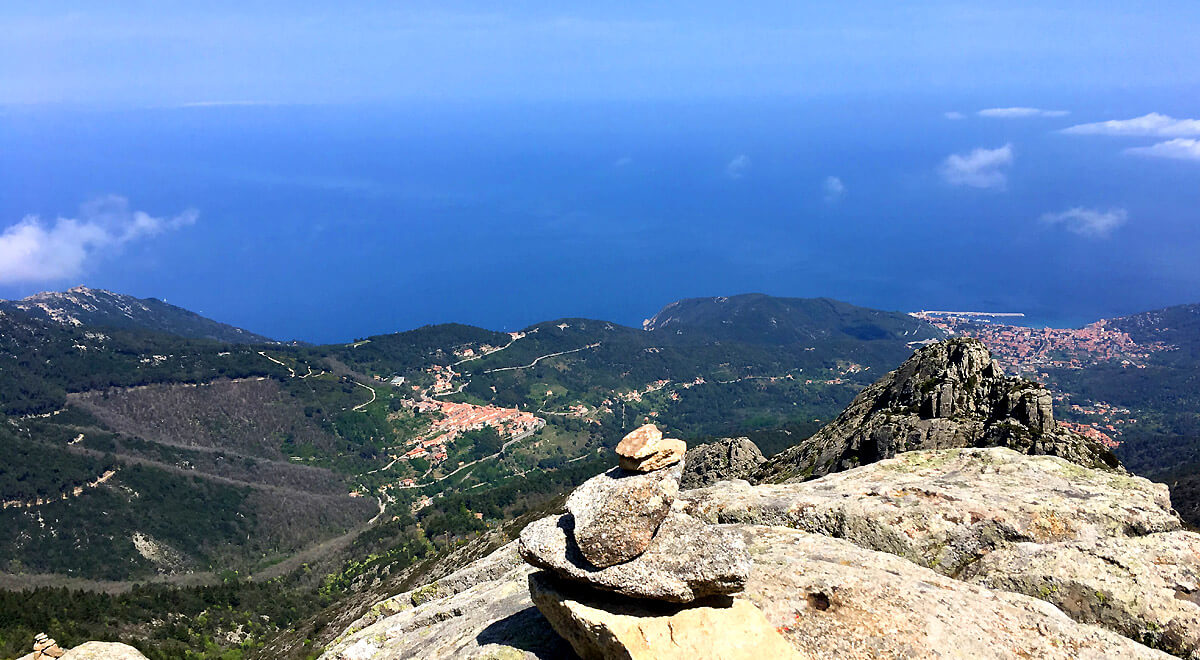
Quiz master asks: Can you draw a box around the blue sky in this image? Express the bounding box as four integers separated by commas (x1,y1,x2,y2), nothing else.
2,3,1199,341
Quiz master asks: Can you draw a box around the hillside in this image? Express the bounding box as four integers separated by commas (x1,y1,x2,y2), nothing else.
1,286,274,344
644,293,943,347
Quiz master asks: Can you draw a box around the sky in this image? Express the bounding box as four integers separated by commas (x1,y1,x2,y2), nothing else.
2,2,1199,342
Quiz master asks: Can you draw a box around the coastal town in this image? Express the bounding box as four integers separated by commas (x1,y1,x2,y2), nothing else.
912,312,1171,377
910,311,1166,449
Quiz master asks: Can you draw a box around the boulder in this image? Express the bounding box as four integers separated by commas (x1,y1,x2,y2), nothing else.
963,531,1200,658
619,438,686,472
615,424,662,459
755,338,1120,483
682,447,1181,577
18,643,151,660
528,571,800,660
519,512,750,602
681,437,765,489
736,525,1171,660
615,424,685,472
567,462,682,568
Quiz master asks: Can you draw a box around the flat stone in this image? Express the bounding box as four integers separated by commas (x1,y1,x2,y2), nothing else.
619,438,686,472
963,531,1200,658
616,424,663,460
567,462,682,567
528,571,801,660
519,512,750,602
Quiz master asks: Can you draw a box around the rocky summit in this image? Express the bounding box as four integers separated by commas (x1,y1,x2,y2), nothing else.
681,436,766,489
755,337,1121,483
318,342,1198,659
321,446,1198,659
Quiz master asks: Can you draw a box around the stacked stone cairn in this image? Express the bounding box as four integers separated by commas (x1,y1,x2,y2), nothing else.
30,634,66,659
519,424,798,659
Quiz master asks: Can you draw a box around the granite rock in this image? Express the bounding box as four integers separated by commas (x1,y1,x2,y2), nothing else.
566,462,683,568
681,437,766,489
963,531,1200,659
519,512,750,602
755,338,1121,483
683,447,1180,577
528,571,800,660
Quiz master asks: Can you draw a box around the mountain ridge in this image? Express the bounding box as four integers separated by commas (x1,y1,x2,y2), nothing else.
0,286,275,344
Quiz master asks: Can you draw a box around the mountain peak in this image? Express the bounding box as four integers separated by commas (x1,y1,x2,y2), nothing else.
0,287,274,344
755,337,1120,483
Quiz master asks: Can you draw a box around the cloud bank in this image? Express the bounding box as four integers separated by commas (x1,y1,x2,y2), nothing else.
1125,138,1200,161
822,176,846,202
0,196,197,284
725,154,751,179
939,144,1013,190
1062,113,1200,137
978,107,1069,118
1040,207,1126,238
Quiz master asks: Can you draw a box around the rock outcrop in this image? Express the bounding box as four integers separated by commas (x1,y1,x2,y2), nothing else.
321,446,1196,660
963,532,1200,658
17,637,148,660
680,437,765,489
684,447,1180,577
756,338,1121,483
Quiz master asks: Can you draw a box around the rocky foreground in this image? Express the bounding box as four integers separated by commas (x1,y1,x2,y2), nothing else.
319,340,1198,659
320,446,1199,659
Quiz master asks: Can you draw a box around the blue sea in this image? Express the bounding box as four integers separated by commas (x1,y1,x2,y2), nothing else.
2,91,1198,342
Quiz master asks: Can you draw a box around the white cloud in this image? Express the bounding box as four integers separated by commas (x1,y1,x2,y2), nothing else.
725,154,751,179
944,111,966,120
0,196,197,284
1040,207,1126,238
1061,113,1200,137
614,156,633,167
978,107,1069,118
1124,138,1200,161
822,176,846,202
939,144,1013,190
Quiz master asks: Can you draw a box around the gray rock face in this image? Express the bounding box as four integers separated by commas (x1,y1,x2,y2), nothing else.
682,447,1181,577
566,462,682,568
736,525,1171,660
323,448,1192,660
320,541,571,660
519,512,751,602
963,532,1200,659
755,338,1120,483
680,437,766,489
